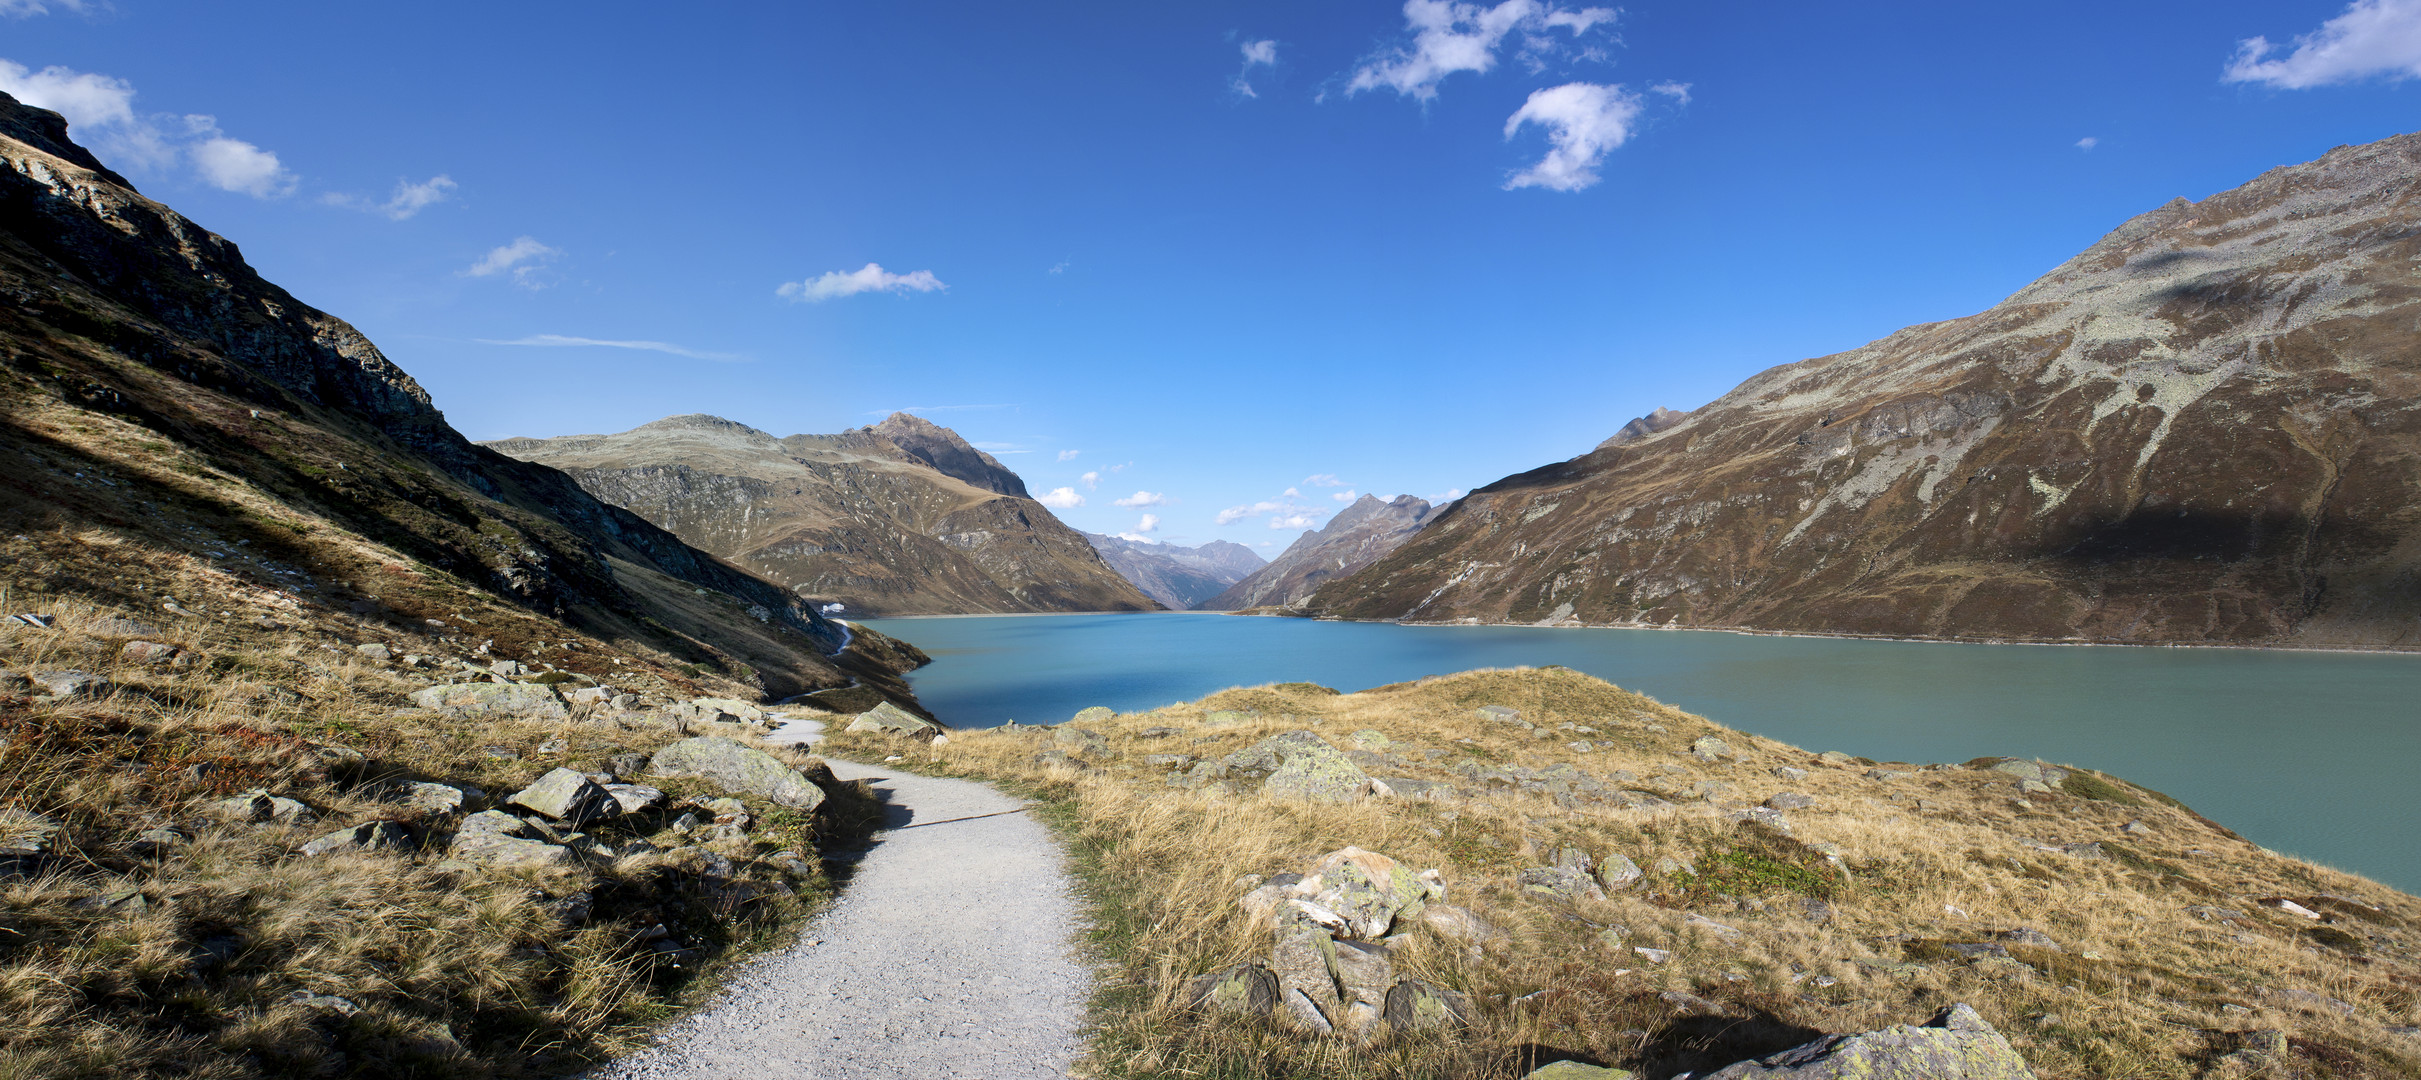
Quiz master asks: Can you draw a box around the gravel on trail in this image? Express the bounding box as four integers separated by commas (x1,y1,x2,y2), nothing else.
589,756,1088,1079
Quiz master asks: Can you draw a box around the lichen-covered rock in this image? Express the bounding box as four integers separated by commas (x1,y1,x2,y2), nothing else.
215,790,315,825
1692,735,1733,761
1596,852,1643,890
119,640,180,664
1185,962,1279,1016
1070,706,1114,724
447,811,571,869
647,736,827,810
1384,979,1472,1031
298,821,413,857
1519,865,1605,903
29,670,109,699
1271,920,1343,1032
392,781,470,816
1700,1003,2036,1079
1302,847,1436,939
604,783,667,814
1053,726,1112,756
1238,732,1371,804
510,768,618,825
409,682,569,721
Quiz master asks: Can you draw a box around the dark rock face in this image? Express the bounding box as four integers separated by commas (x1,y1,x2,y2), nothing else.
1207,494,1435,611
0,91,917,699
486,414,1157,615
1083,532,1265,609
1310,131,2421,649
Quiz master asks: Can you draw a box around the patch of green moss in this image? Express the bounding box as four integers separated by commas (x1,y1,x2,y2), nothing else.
2060,770,2146,807
1689,823,1841,900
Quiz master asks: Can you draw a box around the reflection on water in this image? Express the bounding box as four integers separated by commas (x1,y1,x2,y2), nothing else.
861,613,2421,892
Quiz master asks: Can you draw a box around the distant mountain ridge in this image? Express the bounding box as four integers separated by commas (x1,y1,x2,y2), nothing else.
1307,130,2421,649
1206,494,1433,611
486,413,1159,616
1082,532,1265,609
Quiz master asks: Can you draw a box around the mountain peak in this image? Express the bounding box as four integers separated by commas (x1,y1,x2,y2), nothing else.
870,412,1029,499
0,91,136,190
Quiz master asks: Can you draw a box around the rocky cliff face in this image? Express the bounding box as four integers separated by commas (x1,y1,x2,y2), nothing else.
0,91,921,700
1309,131,2421,648
1207,495,1434,611
1083,533,1266,609
487,415,1159,615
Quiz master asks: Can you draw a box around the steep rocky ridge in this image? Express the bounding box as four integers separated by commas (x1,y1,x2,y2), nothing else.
1208,494,1434,611
0,90,920,701
1083,532,1265,609
487,414,1159,615
1308,131,2421,648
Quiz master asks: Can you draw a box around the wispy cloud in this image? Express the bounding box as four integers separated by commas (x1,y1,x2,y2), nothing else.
1080,470,1101,491
1302,473,1347,487
1346,0,1615,102
1135,513,1161,533
1428,487,1467,503
863,403,1018,416
1049,259,1071,275
2075,136,2099,151
0,0,95,16
2225,0,2421,88
1270,512,1321,529
1113,490,1169,507
1649,81,1692,105
323,175,456,220
778,262,945,302
477,334,747,363
1058,449,1081,461
1504,82,1641,191
1234,38,1279,98
1037,487,1085,509
1332,489,1359,503
461,236,560,287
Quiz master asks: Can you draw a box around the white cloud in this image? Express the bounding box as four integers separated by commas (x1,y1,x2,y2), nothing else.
1136,513,1161,533
1234,38,1279,98
1216,499,1286,525
326,175,456,220
462,236,561,286
1058,449,1080,461
1270,512,1321,529
476,334,746,363
1037,487,1085,509
1503,82,1641,192
2075,136,2099,151
1347,0,1615,102
1079,470,1101,491
1428,487,1467,503
1113,532,1159,543
1302,473,1346,487
777,262,945,302
1049,259,1071,274
1113,490,1169,507
1649,80,1692,105
183,115,295,198
2226,0,2421,88
1332,489,1359,503
0,60,134,129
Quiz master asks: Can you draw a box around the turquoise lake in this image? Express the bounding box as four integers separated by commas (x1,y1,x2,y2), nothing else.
859,613,2421,892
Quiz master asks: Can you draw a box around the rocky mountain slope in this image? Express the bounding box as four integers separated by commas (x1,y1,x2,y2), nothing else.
487,414,1159,616
1082,532,1265,609
1309,131,2421,648
1207,494,1435,611
0,90,919,702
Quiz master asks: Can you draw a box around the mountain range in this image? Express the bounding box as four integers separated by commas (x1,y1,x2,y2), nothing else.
1208,494,1435,612
1306,130,2421,649
1081,532,1265,610
486,414,1159,616
0,90,922,701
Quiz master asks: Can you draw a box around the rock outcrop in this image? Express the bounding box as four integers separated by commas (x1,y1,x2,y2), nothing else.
1700,1003,2035,1079
484,414,1158,616
1206,495,1434,611
1083,532,1265,609
1307,131,2421,649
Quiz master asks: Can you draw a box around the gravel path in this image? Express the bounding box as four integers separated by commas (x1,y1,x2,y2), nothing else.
590,757,1087,1079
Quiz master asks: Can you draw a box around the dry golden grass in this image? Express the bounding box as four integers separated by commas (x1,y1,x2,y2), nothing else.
827,667,2421,1080
0,585,874,1079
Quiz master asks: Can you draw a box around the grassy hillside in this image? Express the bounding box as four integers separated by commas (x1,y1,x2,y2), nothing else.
829,668,2421,1079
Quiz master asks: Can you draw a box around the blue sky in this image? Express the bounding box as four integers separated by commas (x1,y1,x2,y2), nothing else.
3,0,2416,549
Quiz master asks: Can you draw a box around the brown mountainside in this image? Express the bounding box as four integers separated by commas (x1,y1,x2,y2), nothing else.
1207,494,1434,611
0,91,919,701
1308,131,2421,648
486,414,1159,615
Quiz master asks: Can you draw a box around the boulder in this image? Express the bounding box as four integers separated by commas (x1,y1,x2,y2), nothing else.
119,641,180,664
1519,865,1605,903
1985,759,2070,787
1699,1003,2035,1079
1053,726,1112,757
1251,733,1372,804
1071,706,1114,724
1692,735,1733,761
447,811,572,869
1186,962,1279,1015
410,683,569,721
604,784,667,814
1300,847,1438,940
1522,1063,1634,1080
29,670,109,699
1271,921,1343,1033
1384,979,1471,1031
393,781,470,816
510,768,619,825
647,737,827,810
1773,766,1810,781
844,701,943,738
298,821,413,856
1477,705,1520,723
215,790,314,825
1766,792,1816,810
354,643,392,663
1596,852,1644,890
